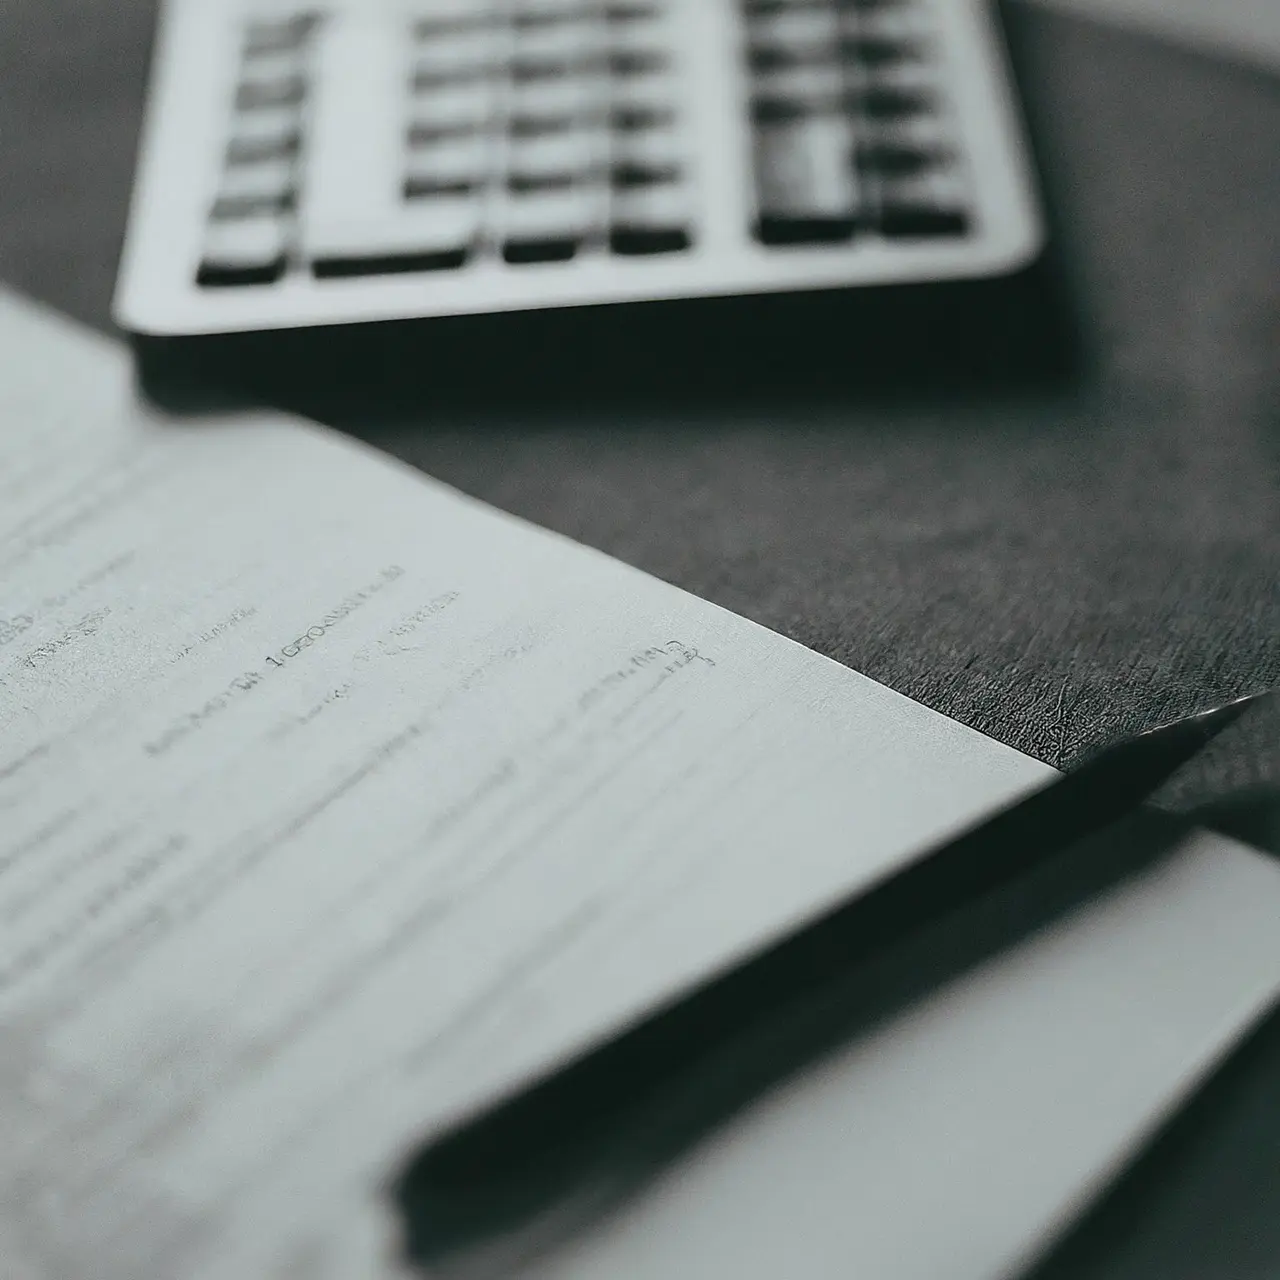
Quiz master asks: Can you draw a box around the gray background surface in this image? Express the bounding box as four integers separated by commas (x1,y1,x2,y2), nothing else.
1,1,1278,1275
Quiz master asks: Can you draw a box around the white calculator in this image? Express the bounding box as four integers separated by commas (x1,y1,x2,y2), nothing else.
114,0,1043,338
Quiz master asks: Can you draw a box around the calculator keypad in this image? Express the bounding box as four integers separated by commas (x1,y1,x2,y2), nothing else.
178,0,1013,304
198,1,697,287
744,0,971,245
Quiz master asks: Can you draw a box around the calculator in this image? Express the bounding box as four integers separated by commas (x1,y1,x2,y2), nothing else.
114,0,1043,339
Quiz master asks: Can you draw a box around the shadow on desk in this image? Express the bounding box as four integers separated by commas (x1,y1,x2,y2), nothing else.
132,253,1081,428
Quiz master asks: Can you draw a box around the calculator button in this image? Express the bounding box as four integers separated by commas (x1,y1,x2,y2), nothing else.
876,166,969,236
753,113,860,243
750,63,846,113
512,16,602,62
608,47,670,77
611,124,681,176
609,71,680,120
502,239,580,264
509,130,600,185
511,77,599,121
411,60,499,93
742,0,833,14
509,113,579,138
197,216,288,287
855,81,937,118
609,182,690,254
746,6,840,47
502,188,602,263
235,72,307,112
839,0,912,10
514,0,595,19
856,112,951,172
235,47,308,88
243,14,316,59
513,6,599,30
403,136,488,198
409,82,496,130
311,200,478,276
611,158,681,189
225,106,301,164
411,1,497,36
407,118,486,146
747,42,840,75
609,102,676,131
605,2,666,21
211,157,296,219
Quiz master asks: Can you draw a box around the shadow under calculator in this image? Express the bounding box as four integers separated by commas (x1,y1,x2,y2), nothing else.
133,248,1081,426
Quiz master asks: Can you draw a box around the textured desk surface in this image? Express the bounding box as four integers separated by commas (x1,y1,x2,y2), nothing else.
1,3,1278,1276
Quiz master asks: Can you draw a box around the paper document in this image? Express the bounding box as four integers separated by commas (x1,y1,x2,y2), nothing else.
3,290,1280,1280
0,289,1050,1279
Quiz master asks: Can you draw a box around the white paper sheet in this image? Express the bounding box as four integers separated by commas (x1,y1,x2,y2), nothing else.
0,288,1050,1279
2,290,1279,1280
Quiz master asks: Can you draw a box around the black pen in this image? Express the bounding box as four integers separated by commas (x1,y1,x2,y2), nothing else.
394,690,1271,1263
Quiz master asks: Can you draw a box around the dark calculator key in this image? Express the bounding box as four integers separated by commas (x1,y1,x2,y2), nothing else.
510,113,579,137
406,120,484,145
210,156,296,218
410,64,496,92
509,127,596,179
403,176,479,198
855,82,936,118
512,57,579,84
751,95,834,124
743,1,833,15
608,48,670,76
879,205,967,235
841,35,926,67
610,103,677,131
756,212,856,244
748,44,840,74
407,82,496,137
746,9,840,56
503,236,580,263
513,7,597,30
611,182,690,253
856,141,949,175
313,246,470,276
234,46,306,89
606,3,664,21
411,13,496,40
751,61,845,107
243,14,316,57
196,259,285,287
211,192,294,219
404,135,485,190
226,130,300,165
508,171,580,192
877,167,970,236
611,160,681,188
504,184,601,261
235,74,307,111
197,216,288,286
512,76,598,122
753,114,861,244
609,225,689,254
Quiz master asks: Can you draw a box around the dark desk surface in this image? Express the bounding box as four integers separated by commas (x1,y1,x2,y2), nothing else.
1,3,1278,1276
